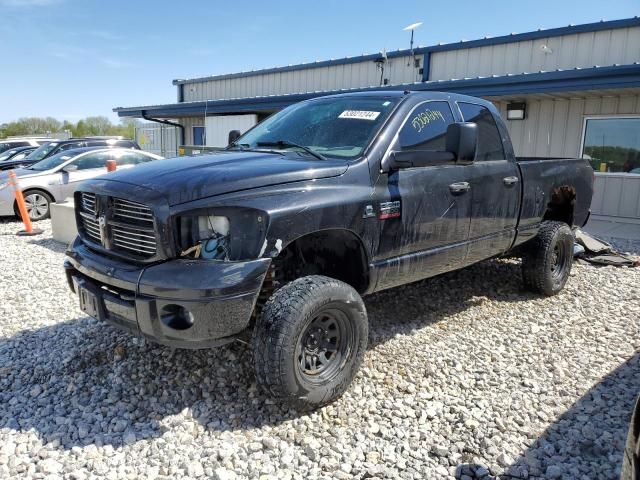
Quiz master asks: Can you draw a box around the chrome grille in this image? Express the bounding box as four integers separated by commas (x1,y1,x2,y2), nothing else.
81,192,96,214
79,212,101,244
111,224,156,256
77,192,157,259
113,198,153,226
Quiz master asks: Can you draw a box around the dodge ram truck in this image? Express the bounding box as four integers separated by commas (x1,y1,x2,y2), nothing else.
64,91,593,409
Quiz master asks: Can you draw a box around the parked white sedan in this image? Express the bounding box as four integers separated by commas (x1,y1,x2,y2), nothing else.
0,147,163,220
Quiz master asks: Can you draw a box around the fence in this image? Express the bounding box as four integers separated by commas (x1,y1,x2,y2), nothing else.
135,123,179,158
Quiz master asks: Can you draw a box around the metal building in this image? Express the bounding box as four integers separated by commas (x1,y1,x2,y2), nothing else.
115,17,640,237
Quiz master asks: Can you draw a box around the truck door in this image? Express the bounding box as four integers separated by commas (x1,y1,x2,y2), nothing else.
456,102,520,264
373,100,473,290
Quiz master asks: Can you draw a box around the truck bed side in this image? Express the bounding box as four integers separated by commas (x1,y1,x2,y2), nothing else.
514,157,594,245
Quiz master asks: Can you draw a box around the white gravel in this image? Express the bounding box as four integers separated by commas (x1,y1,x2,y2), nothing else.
1,218,639,480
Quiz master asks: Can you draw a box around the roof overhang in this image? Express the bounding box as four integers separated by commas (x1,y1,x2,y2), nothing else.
115,63,640,119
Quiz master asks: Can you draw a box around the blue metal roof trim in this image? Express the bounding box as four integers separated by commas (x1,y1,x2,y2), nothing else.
116,64,640,118
171,17,640,86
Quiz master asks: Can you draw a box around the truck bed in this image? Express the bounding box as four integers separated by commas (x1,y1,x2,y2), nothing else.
515,156,594,232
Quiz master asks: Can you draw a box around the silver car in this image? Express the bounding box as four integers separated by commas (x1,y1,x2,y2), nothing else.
0,147,163,220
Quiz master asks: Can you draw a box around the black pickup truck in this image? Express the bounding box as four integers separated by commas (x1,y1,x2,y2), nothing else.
64,91,593,409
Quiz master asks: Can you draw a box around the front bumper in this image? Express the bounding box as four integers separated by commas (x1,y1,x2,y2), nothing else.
64,237,271,349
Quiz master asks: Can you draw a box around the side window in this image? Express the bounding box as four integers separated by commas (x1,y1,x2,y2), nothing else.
59,142,84,151
458,103,505,161
74,152,110,170
116,152,151,166
398,101,455,152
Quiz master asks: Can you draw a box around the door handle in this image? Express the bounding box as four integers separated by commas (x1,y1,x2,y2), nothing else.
449,182,471,194
503,176,519,186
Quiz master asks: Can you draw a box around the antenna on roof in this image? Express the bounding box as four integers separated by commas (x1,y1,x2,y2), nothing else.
374,48,388,86
403,22,422,66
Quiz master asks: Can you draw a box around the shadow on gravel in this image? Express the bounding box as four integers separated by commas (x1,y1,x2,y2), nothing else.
456,353,640,480
26,237,67,254
0,259,537,449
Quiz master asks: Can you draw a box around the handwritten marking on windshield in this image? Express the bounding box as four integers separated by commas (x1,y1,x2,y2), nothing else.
411,109,445,133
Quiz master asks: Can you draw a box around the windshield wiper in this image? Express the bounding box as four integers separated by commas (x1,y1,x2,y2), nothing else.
256,140,326,161
224,142,285,156
225,142,251,150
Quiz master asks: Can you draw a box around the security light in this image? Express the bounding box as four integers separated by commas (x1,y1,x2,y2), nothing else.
507,102,527,120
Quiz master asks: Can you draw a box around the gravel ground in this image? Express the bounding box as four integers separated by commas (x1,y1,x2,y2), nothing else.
1,218,639,480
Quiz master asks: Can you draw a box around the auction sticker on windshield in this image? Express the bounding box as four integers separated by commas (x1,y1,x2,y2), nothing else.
339,110,381,121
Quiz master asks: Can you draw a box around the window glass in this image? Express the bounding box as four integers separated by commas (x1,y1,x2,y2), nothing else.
458,102,505,161
582,117,640,173
28,151,75,171
74,152,113,170
114,152,152,165
25,142,59,160
59,142,84,151
398,101,455,151
0,149,21,161
235,96,400,159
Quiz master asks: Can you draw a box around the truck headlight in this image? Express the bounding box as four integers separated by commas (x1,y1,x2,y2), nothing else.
179,215,230,260
176,209,268,261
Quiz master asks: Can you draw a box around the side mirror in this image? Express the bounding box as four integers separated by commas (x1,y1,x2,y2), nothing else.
445,122,477,163
62,164,78,172
228,130,241,145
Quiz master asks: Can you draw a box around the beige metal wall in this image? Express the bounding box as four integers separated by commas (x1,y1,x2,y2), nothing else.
430,26,640,81
181,55,421,102
492,94,640,158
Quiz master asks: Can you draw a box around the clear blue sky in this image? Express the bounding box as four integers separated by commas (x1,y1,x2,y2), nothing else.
0,0,637,124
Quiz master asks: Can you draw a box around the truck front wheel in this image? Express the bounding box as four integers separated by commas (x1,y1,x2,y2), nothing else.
522,221,574,296
252,275,368,410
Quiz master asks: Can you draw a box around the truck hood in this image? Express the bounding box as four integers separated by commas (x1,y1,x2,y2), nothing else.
91,150,349,205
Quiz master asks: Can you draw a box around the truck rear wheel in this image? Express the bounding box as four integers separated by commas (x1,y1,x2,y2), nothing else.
252,275,368,410
522,221,574,296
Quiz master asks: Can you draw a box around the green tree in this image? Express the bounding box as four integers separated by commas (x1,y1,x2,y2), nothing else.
1,116,137,140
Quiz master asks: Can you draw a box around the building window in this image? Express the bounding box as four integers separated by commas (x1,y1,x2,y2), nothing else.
193,126,205,146
582,117,640,173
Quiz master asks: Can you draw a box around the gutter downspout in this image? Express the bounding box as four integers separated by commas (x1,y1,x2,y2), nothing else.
141,112,185,146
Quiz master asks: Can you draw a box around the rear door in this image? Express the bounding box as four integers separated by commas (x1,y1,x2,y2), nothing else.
456,102,520,263
373,100,473,290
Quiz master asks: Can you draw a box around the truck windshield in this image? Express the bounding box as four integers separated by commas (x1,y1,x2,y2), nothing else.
233,96,400,159
25,142,59,161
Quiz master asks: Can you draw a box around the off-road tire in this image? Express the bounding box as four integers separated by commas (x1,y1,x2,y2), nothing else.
522,221,574,296
252,275,368,410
